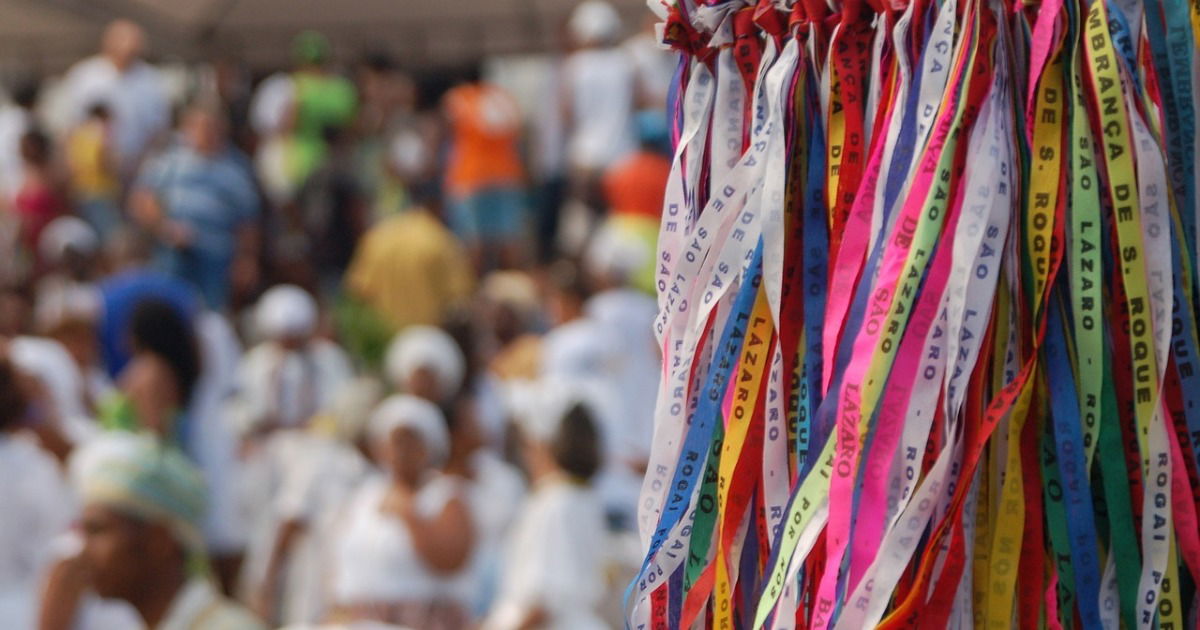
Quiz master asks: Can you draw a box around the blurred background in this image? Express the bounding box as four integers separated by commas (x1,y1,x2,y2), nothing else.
0,1,675,628
0,0,650,70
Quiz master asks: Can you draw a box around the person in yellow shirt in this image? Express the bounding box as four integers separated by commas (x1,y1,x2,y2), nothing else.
340,202,475,367
65,103,121,239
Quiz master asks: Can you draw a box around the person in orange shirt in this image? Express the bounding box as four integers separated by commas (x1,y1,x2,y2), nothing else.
442,66,528,272
601,110,670,222
596,111,669,294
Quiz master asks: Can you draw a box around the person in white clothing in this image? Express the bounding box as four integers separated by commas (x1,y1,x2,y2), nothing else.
228,284,354,436
0,351,75,629
8,335,98,455
583,221,659,489
229,285,353,598
328,395,475,629
0,78,37,204
562,0,637,208
384,325,465,404
57,20,170,178
189,309,250,588
484,395,612,630
249,72,297,207
441,390,525,616
244,378,381,627
538,261,640,527
624,13,678,111
539,262,622,384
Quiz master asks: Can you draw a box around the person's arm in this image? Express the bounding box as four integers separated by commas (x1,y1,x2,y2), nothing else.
128,186,164,229
130,158,192,248
37,553,88,630
514,606,549,630
392,487,475,574
16,369,73,464
253,517,305,624
230,222,261,297
230,165,263,296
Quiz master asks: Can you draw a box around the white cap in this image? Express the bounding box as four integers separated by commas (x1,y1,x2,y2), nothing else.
256,285,317,340
368,394,450,466
384,326,466,401
569,0,624,46
38,216,99,264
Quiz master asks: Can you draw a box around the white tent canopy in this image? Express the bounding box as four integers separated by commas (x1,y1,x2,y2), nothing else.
0,0,652,73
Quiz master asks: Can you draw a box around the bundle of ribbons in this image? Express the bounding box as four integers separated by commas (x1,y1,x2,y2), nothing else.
632,0,1200,626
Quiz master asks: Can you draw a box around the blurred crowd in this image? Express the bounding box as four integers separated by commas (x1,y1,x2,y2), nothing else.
0,1,674,629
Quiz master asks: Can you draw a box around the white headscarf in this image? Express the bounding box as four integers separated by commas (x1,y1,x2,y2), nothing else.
509,377,608,446
38,216,99,265
569,0,624,46
368,394,450,467
584,218,652,284
384,326,465,401
256,284,317,341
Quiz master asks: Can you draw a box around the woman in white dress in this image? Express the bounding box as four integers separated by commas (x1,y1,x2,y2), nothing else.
441,390,525,617
231,285,353,589
484,395,613,630
328,395,475,629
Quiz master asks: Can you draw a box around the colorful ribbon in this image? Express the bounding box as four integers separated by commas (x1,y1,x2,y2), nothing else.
633,0,1200,626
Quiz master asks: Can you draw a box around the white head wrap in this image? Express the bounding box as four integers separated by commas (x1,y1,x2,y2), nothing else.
584,218,652,284
384,326,466,401
509,376,608,445
256,284,318,341
541,320,621,381
569,0,624,46
38,216,99,265
368,394,450,467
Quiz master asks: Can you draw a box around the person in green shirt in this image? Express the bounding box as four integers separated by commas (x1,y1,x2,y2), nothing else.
286,30,358,186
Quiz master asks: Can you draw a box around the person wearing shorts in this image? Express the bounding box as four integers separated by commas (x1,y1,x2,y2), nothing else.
442,66,527,271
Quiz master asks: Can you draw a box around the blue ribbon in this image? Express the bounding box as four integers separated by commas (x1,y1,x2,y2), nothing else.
1047,290,1103,627
629,241,766,604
